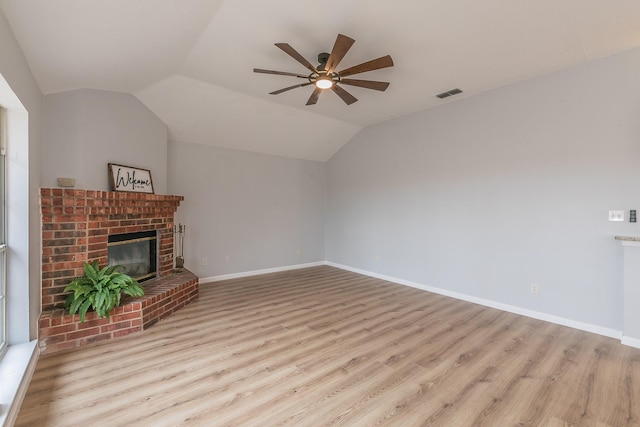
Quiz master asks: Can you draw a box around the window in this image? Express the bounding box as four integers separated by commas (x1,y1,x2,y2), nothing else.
0,108,6,358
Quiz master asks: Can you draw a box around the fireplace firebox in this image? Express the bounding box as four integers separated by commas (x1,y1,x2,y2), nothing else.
108,230,158,282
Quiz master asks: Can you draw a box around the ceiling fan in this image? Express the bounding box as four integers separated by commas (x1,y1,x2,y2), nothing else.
254,34,393,106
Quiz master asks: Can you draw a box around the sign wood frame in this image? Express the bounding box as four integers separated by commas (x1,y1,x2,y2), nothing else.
108,163,154,194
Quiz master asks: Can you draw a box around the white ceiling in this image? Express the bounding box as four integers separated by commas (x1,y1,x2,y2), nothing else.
2,0,640,161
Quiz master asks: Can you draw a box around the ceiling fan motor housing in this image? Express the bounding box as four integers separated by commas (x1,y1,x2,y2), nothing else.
317,52,330,70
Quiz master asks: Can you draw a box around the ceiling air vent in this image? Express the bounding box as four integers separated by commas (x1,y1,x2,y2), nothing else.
436,88,463,99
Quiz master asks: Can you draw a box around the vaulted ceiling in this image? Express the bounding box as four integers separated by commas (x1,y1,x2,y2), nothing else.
2,0,640,161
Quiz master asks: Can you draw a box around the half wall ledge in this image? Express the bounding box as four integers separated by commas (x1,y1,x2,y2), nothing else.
38,269,199,355
615,236,640,349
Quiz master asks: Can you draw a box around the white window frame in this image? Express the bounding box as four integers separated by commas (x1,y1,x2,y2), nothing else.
0,107,6,359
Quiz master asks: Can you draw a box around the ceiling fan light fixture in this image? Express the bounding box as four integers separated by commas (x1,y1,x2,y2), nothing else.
315,77,333,89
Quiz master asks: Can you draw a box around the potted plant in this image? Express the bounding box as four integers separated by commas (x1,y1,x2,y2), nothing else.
64,261,145,322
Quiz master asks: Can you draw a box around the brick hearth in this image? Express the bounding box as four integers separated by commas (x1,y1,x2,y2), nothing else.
38,271,199,355
39,188,198,354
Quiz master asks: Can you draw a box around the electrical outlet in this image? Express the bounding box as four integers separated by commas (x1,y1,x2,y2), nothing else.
202,258,208,266
609,210,624,222
225,255,230,263
296,248,302,256
530,283,538,294
374,255,380,262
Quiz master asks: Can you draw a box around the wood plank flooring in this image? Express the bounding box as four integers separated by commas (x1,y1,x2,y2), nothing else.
16,266,640,426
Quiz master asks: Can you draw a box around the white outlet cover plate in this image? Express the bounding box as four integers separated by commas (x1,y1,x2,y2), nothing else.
609,210,624,221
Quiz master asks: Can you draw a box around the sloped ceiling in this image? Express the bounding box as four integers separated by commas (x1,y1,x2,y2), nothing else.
2,0,640,160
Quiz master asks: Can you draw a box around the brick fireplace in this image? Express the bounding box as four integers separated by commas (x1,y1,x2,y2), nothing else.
39,188,198,354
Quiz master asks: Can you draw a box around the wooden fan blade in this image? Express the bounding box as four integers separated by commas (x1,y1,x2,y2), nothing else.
306,87,322,105
270,82,313,95
254,68,308,78
338,55,394,77
331,85,358,105
340,78,390,91
325,34,355,73
275,43,317,74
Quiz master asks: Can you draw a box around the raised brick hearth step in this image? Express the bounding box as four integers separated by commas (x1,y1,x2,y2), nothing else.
38,270,198,355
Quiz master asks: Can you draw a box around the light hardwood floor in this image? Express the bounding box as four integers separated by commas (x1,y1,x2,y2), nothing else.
16,266,640,426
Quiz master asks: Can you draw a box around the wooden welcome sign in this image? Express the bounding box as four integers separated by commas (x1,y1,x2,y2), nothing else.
108,163,154,194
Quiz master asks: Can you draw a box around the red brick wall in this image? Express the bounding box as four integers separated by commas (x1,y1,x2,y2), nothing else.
40,188,184,311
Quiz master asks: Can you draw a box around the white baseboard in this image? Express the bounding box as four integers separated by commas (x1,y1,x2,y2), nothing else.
0,340,39,427
621,335,640,349
326,262,623,341
199,261,326,283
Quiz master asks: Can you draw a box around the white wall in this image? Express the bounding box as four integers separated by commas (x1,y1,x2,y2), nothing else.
168,140,326,278
0,7,42,343
326,47,640,332
42,89,168,193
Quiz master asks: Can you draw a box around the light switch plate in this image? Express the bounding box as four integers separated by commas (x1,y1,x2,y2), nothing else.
609,210,624,221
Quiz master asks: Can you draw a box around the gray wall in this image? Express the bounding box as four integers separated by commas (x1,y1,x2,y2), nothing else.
40,88,329,281
0,8,42,342
168,140,326,278
42,89,168,193
326,47,640,332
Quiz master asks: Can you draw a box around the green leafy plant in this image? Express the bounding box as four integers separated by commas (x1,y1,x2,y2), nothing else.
64,261,145,322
